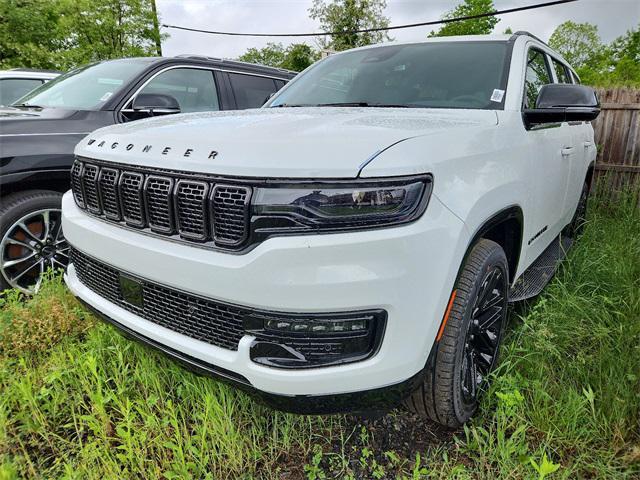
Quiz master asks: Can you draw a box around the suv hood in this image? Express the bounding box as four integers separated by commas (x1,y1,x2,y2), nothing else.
77,107,498,178
0,106,100,135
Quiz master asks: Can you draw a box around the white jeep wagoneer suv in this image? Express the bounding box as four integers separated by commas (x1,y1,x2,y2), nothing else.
61,32,600,427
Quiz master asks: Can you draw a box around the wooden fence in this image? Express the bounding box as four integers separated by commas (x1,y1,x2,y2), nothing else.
593,88,640,195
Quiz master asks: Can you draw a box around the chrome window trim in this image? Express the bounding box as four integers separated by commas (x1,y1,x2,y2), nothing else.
118,64,290,120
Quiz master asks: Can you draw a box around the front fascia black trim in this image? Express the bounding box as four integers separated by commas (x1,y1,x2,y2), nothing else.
79,298,421,415
74,157,433,255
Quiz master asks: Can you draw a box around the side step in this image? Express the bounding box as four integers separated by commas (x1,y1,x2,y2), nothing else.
509,235,573,302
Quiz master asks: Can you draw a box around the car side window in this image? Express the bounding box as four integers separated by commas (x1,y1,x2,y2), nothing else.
0,78,44,106
138,68,219,113
228,73,278,109
551,58,572,84
523,49,552,109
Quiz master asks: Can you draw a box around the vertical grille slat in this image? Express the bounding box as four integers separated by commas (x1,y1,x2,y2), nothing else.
71,160,85,208
82,164,101,214
119,172,145,227
145,176,174,233
212,185,251,246
175,180,209,241
70,159,252,250
98,168,121,220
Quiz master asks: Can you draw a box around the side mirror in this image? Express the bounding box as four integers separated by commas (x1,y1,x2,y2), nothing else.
262,91,276,106
523,84,600,128
132,93,180,116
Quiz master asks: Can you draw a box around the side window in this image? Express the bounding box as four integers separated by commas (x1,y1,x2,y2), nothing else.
551,58,572,84
0,78,44,106
524,49,552,109
274,79,286,90
570,71,581,84
228,73,278,109
138,68,219,113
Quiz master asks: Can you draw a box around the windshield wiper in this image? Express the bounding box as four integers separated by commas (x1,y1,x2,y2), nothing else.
11,103,43,109
272,102,423,108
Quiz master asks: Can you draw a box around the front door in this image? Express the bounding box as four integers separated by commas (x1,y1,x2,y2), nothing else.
522,47,573,263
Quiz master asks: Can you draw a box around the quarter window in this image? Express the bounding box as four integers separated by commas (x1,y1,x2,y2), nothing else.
138,68,219,113
524,49,552,109
228,73,278,109
551,58,572,84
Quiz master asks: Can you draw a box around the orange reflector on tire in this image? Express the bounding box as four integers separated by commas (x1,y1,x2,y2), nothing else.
436,290,457,342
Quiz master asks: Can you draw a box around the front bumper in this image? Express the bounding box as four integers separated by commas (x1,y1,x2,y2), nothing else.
62,190,468,402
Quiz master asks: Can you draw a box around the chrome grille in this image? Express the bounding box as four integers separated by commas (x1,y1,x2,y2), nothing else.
70,159,251,250
120,172,145,227
145,176,173,233
99,168,120,220
212,185,251,245
70,247,245,350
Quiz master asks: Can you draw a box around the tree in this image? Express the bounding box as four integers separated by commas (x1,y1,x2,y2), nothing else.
308,0,390,51
0,0,166,70
429,0,499,37
239,43,319,72
548,21,603,69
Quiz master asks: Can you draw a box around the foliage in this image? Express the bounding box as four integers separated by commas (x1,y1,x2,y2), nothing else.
549,21,640,87
548,21,603,68
308,0,390,51
0,0,165,71
429,0,499,37
1,190,639,478
239,42,320,72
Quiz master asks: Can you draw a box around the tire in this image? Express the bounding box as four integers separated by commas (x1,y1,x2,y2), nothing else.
564,180,589,239
406,239,509,428
0,190,68,294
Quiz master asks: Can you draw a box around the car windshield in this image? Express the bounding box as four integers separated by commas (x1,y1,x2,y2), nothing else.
13,59,149,110
268,41,509,110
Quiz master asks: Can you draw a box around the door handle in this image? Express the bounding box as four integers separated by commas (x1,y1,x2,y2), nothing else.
583,141,593,148
561,147,575,156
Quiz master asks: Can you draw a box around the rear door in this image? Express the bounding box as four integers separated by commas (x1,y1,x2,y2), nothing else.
550,56,592,224
226,72,281,109
521,47,573,263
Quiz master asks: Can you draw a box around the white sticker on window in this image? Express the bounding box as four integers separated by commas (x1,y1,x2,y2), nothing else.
490,89,505,102
99,92,113,102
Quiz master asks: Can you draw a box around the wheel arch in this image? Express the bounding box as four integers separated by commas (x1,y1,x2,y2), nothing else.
462,205,524,284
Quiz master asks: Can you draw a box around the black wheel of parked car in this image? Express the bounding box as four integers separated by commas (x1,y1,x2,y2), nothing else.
406,239,508,428
564,180,590,239
0,190,68,294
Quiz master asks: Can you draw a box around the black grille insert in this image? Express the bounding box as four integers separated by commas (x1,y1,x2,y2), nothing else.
119,172,145,227
99,168,121,220
145,175,174,233
70,159,250,250
212,185,251,246
70,247,245,350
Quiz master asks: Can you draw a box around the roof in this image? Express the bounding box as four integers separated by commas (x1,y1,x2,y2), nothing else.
0,69,60,79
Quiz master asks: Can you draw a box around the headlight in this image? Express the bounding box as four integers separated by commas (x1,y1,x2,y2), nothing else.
251,174,432,233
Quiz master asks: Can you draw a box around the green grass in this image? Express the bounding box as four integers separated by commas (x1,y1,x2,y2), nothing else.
1,193,639,479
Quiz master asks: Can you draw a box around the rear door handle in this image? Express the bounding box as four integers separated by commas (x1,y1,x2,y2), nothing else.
561,147,575,156
583,141,593,148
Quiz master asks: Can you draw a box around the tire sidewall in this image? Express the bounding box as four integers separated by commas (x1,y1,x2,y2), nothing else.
0,191,63,291
451,246,508,423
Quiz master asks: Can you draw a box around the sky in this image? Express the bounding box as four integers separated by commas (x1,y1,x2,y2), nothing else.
156,0,640,59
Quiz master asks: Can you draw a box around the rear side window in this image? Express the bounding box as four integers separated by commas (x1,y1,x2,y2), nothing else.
551,58,572,84
0,78,44,106
524,49,552,108
228,73,278,109
139,68,219,113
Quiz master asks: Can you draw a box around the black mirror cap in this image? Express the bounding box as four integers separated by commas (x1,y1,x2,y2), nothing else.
132,93,181,114
524,84,600,128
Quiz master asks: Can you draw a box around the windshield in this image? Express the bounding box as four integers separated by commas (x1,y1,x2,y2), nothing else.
14,59,149,110
268,41,509,110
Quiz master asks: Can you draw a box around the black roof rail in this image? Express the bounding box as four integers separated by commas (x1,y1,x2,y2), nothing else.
173,54,296,76
509,30,549,47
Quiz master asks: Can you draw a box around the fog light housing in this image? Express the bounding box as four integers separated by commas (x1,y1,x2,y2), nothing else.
244,310,386,369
